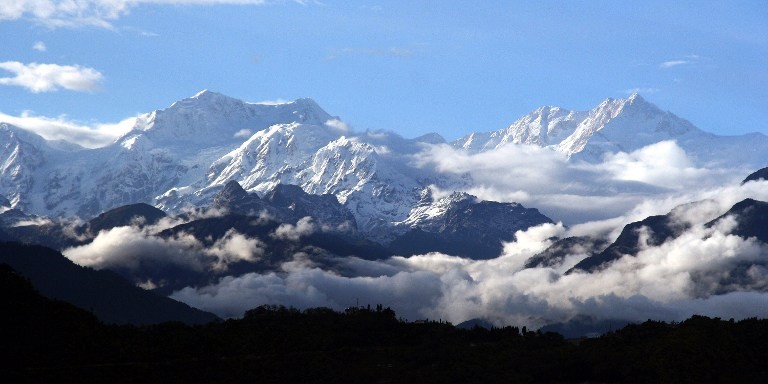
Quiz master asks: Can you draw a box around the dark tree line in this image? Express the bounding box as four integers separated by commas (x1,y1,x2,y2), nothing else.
2,263,767,383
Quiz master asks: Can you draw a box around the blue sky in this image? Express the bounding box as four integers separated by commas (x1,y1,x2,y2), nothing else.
1,1,767,147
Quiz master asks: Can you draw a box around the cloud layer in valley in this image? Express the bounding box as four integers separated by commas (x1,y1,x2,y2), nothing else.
413,140,745,226
58,138,768,328
63,210,264,276
171,189,768,325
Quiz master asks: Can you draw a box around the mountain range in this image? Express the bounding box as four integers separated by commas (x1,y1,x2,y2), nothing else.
2,91,767,238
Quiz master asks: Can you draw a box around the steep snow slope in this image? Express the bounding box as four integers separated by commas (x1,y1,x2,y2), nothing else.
457,106,587,152
175,124,443,234
0,123,89,214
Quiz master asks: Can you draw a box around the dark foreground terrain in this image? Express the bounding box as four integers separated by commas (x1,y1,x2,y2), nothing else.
2,263,767,383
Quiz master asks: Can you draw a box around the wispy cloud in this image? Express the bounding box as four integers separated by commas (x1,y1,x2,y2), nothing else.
0,1,286,29
324,118,351,134
233,128,253,138
659,54,701,69
0,61,103,93
659,60,689,68
32,41,46,52
255,98,290,105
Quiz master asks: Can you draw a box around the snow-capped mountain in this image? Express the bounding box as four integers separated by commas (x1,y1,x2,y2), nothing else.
1,91,339,219
158,119,444,234
456,106,587,152
454,93,768,167
1,91,767,239
211,180,357,231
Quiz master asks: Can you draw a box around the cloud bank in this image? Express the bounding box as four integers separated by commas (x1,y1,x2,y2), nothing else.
63,212,266,278
171,198,768,326
413,140,741,225
0,111,135,148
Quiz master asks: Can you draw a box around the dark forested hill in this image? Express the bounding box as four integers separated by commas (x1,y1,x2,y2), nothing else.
0,242,218,325
1,285,766,384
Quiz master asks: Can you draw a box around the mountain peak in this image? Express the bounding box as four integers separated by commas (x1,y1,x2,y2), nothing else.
616,92,662,116
593,93,657,115
222,180,249,198
192,89,214,98
291,97,320,107
173,89,241,108
742,166,768,184
212,180,252,209
118,90,335,153
413,132,446,144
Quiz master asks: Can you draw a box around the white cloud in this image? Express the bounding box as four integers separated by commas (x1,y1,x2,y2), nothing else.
171,268,444,319
32,41,47,51
254,98,289,105
234,128,252,138
0,61,103,93
659,60,689,68
206,228,266,271
0,1,281,29
597,140,711,189
324,118,350,134
64,225,207,272
659,55,701,69
0,111,135,148
413,141,745,225
63,220,266,283
271,216,316,241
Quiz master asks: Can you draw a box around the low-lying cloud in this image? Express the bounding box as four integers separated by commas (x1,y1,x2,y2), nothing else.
63,216,266,278
171,183,768,327
271,216,316,241
172,247,768,329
